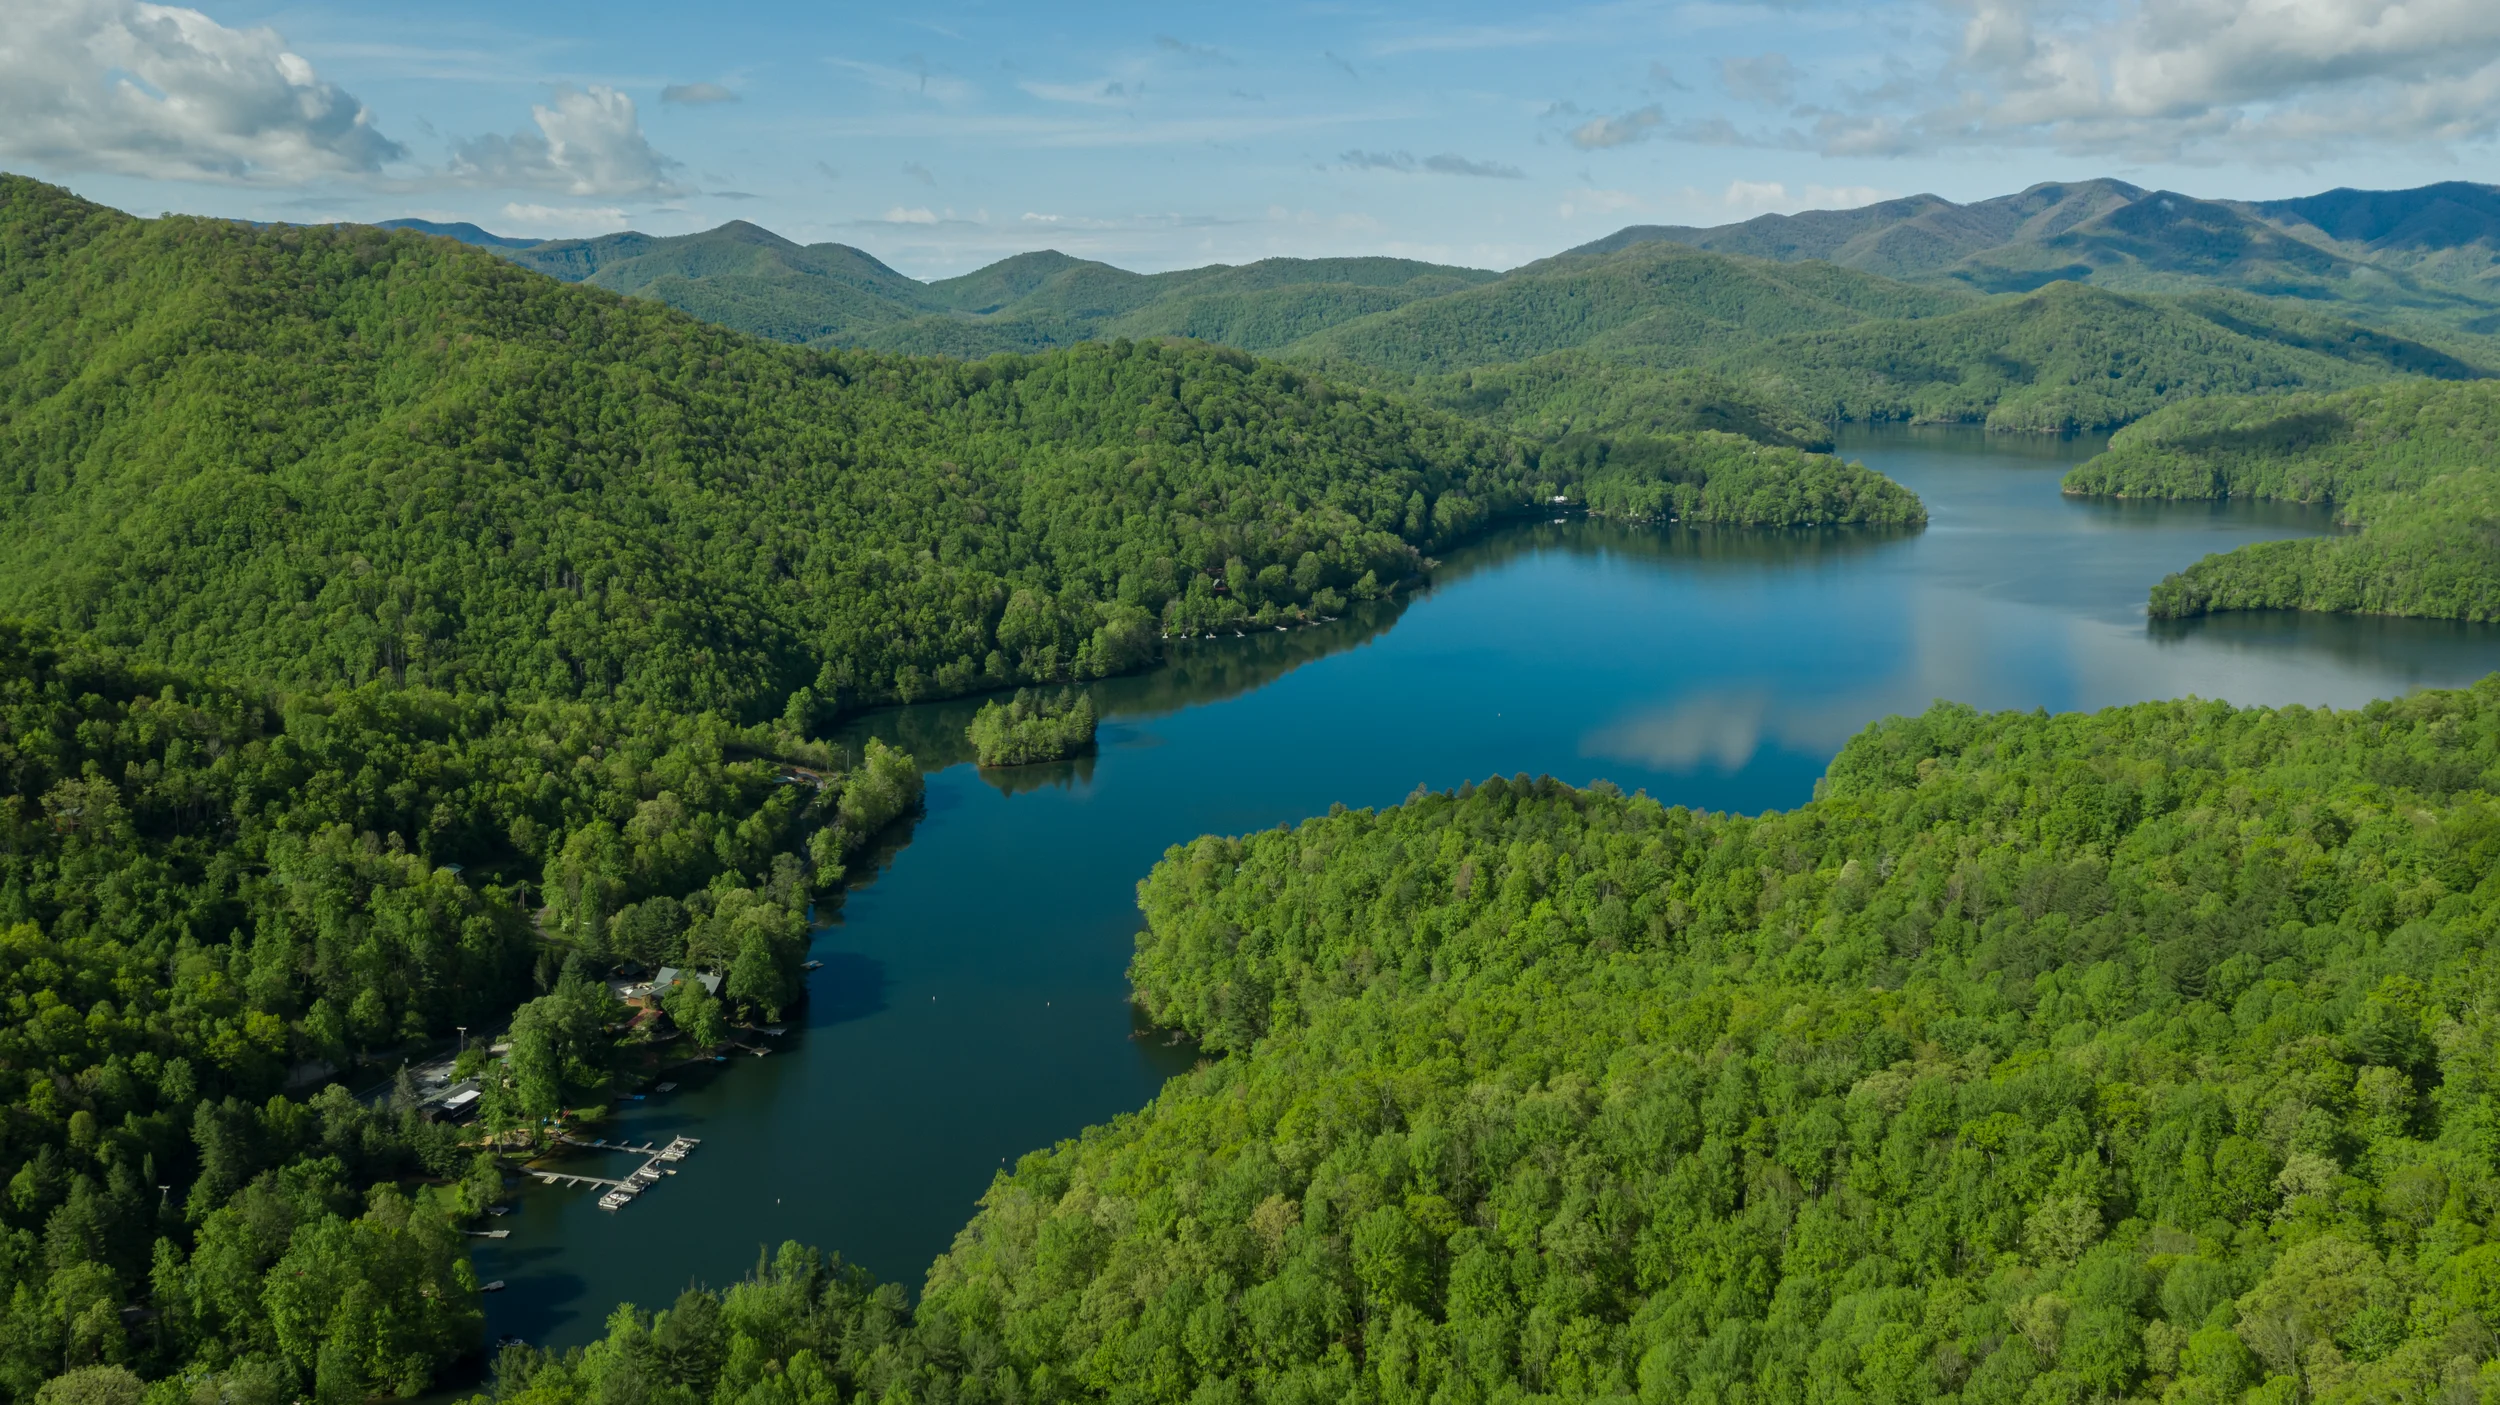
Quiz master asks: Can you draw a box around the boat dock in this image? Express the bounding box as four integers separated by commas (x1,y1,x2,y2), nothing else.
529,1169,632,1190
557,1135,671,1155
523,1134,702,1211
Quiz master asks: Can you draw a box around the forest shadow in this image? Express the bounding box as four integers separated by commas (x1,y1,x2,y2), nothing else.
802,951,889,1028
2147,608,2500,671
827,594,1414,772
1429,515,1921,594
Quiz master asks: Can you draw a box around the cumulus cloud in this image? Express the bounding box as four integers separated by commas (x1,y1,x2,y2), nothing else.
660,82,737,105
448,85,680,197
1823,0,2500,160
0,0,403,182
1341,149,1526,178
1568,105,1665,149
1719,52,1798,105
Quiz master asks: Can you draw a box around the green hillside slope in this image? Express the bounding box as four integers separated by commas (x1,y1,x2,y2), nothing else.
499,221,945,345
1573,179,2148,278
1717,282,2492,432
488,682,2500,1405
1315,351,1836,450
2062,380,2500,621
0,177,1552,718
1283,242,1974,375
867,255,1499,357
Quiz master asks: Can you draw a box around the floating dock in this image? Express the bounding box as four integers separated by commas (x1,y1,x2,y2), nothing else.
520,1134,702,1212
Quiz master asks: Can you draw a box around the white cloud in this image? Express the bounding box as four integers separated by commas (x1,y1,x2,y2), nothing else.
1568,105,1665,149
1819,0,2500,159
448,85,680,198
0,0,403,182
660,82,737,105
883,206,939,223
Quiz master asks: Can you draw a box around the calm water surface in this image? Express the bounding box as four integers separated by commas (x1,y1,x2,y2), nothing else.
473,426,2500,1346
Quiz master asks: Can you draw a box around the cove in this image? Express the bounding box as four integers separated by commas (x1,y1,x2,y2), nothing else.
471,425,2500,1347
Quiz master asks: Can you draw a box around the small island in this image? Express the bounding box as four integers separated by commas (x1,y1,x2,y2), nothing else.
967,687,1099,766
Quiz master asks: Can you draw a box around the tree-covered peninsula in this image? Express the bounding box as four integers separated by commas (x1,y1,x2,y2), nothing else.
2062,380,2500,622
477,681,2500,1405
1554,431,1928,527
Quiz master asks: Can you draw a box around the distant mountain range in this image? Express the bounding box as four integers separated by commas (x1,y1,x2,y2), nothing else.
356,178,2500,434
1578,179,2500,330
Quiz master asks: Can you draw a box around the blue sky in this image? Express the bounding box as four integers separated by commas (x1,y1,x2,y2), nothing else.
8,0,2499,277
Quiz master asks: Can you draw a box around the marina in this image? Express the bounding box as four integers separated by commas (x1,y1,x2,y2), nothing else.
525,1134,701,1212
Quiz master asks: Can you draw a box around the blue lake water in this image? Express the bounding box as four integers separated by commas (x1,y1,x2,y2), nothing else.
472,425,2500,1347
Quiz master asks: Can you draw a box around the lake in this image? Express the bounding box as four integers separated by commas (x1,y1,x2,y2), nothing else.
471,425,2500,1347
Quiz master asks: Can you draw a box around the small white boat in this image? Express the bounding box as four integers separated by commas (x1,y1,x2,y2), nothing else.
482,1280,507,1292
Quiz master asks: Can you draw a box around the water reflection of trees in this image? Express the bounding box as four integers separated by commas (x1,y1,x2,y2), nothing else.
1832,422,2113,464
825,597,1411,783
1431,516,1918,590
825,516,1918,789
2149,609,2500,674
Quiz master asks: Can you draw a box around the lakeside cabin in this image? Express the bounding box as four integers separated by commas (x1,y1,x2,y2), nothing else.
622,967,723,1007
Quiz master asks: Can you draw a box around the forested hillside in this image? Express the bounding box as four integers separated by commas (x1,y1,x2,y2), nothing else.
1715,284,2493,433
1278,249,2479,433
1311,352,1835,451
1282,241,1971,375
482,681,2500,1405
0,617,924,1400
2063,380,2500,622
501,221,948,347
0,177,1557,719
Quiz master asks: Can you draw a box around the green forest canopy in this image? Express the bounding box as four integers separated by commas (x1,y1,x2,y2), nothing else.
0,176,1556,718
482,680,2500,1405
0,615,922,1400
2063,380,2500,622
0,175,1959,724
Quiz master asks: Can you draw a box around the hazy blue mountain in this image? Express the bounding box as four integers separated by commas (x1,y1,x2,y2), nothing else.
1575,179,2500,329
372,217,544,250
